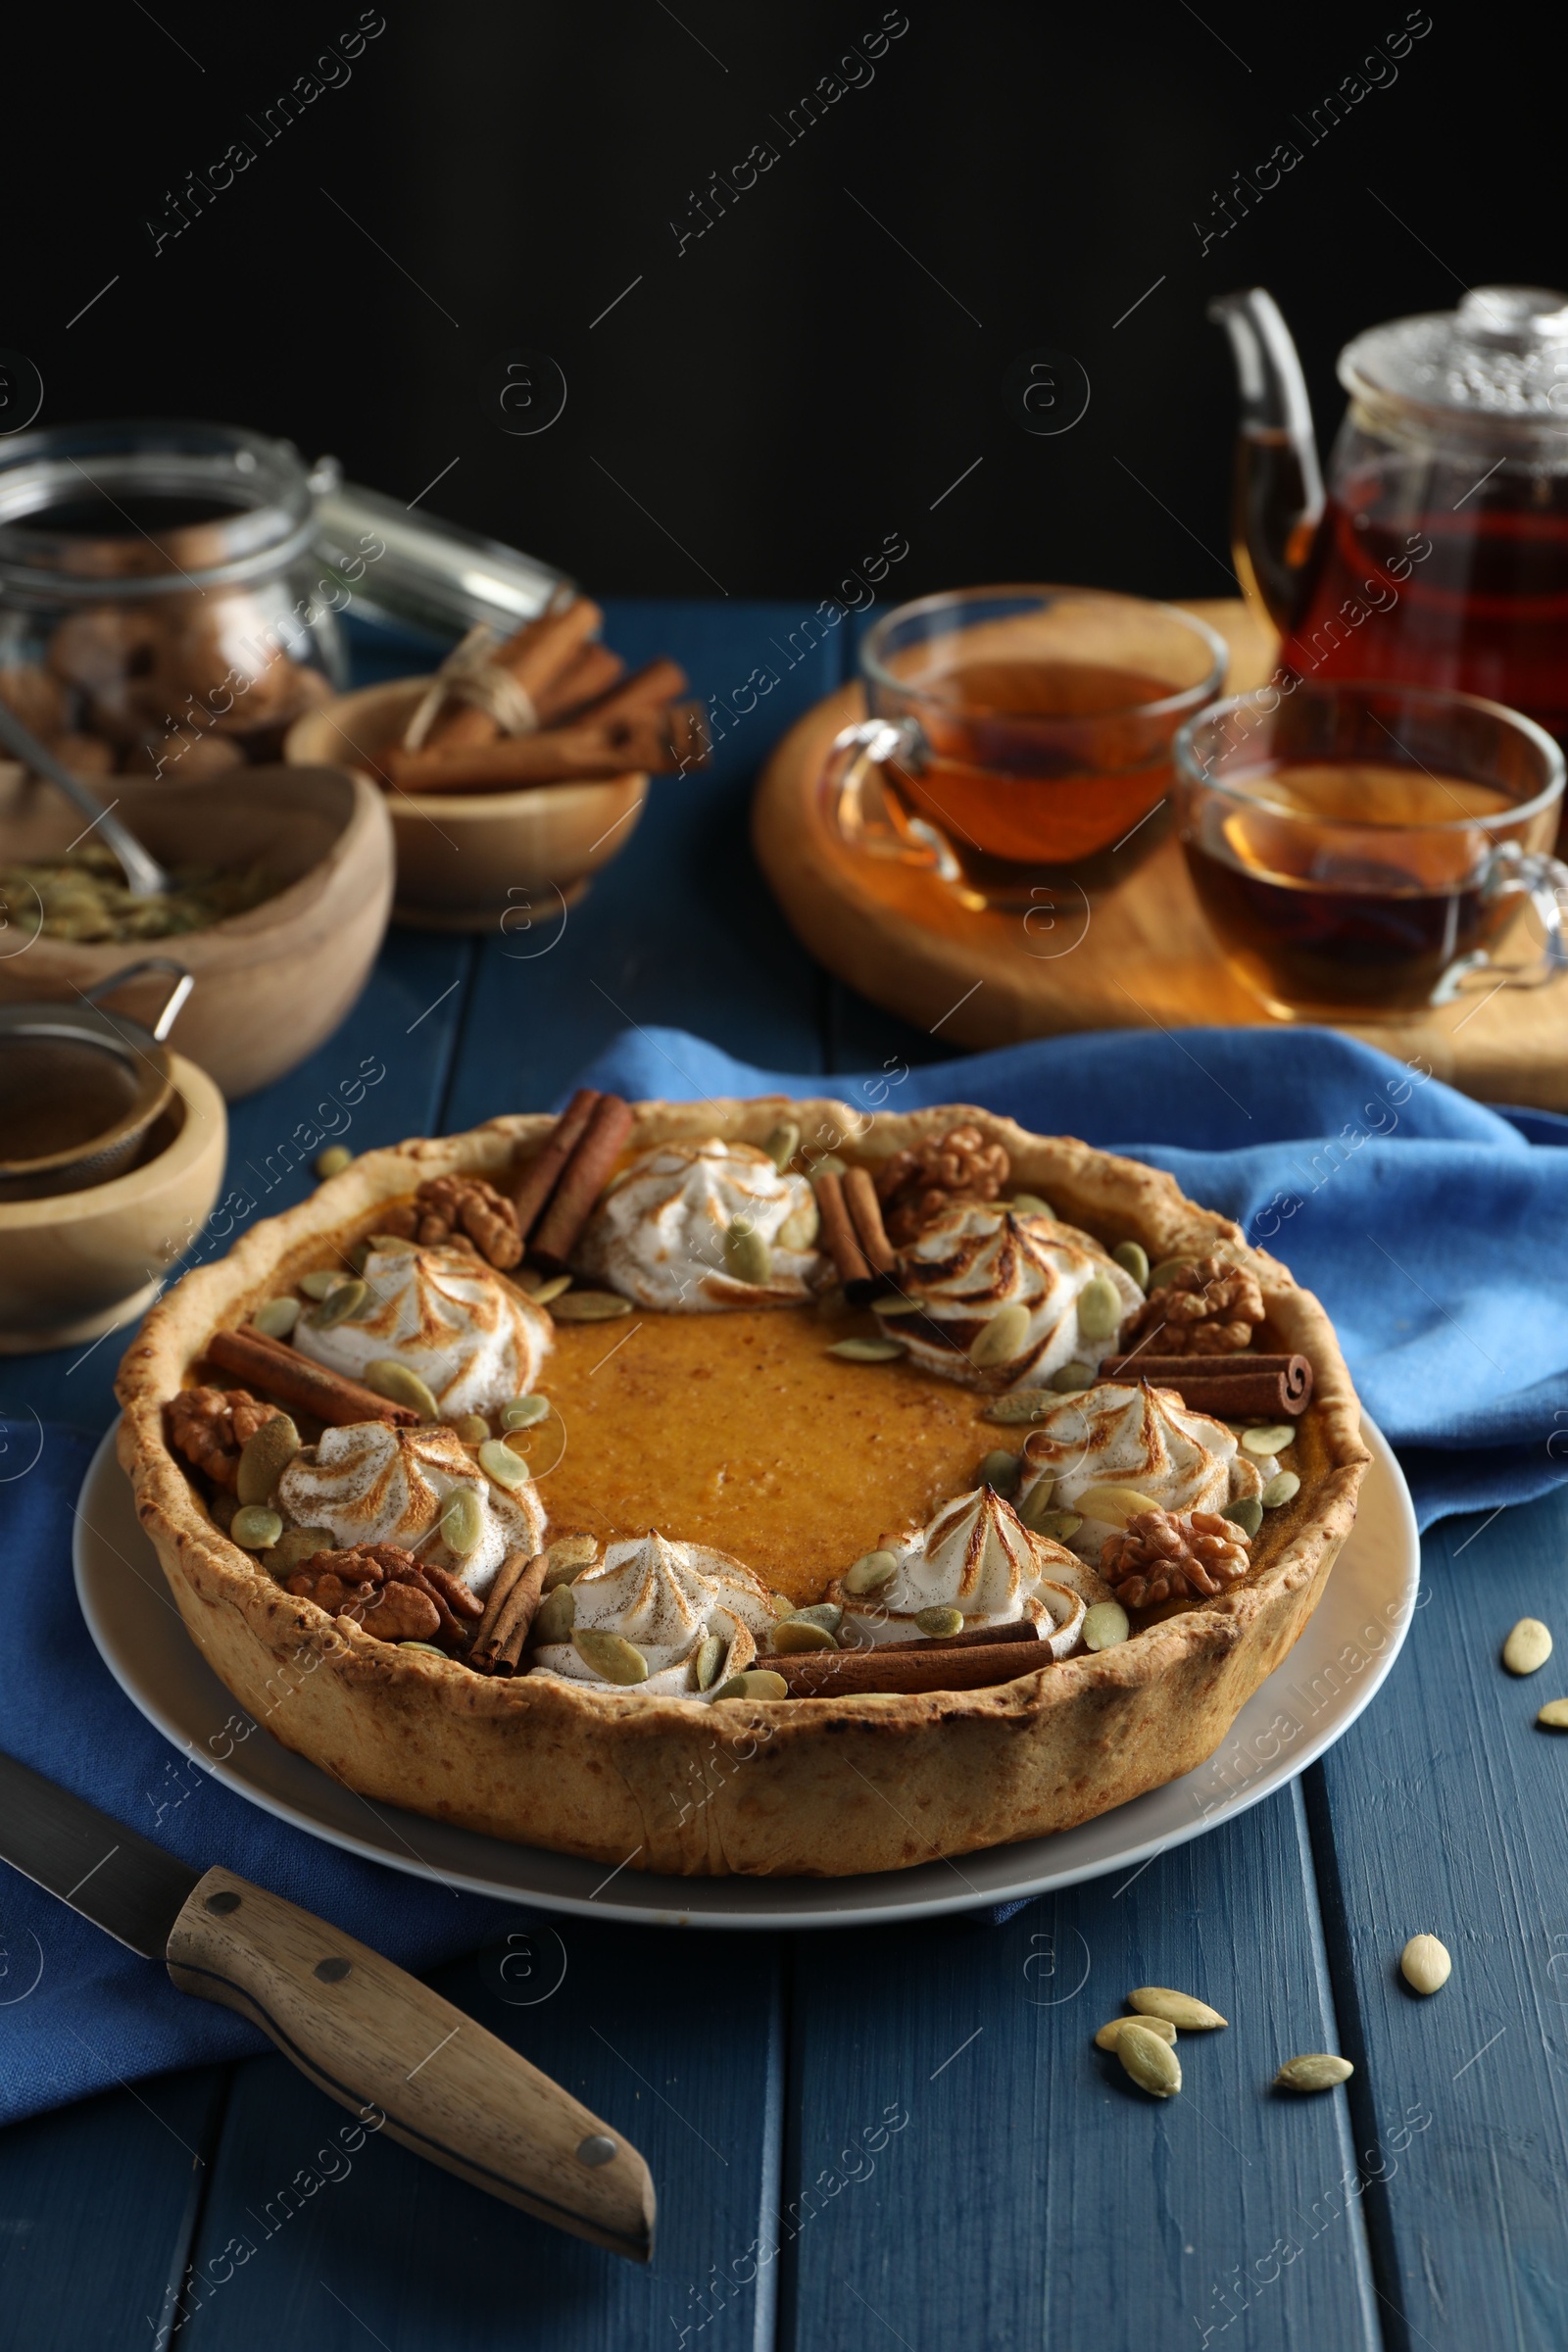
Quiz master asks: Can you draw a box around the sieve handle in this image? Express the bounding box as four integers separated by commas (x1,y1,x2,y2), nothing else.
84,958,194,1042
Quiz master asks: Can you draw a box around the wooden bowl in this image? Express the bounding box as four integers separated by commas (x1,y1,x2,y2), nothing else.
283,678,649,931
0,764,394,1100
0,1050,224,1352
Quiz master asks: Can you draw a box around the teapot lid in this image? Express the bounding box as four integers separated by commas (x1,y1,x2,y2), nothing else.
1341,286,1568,422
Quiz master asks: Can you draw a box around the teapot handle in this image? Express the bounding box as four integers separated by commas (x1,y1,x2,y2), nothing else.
1208,289,1325,634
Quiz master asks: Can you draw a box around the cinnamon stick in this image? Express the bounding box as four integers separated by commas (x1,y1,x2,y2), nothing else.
556,657,689,728
771,1638,1054,1699
859,1619,1044,1655
814,1171,870,1286
423,597,603,754
467,1545,536,1652
1100,1352,1313,1418
384,701,703,793
528,1093,636,1270
510,1089,601,1239
842,1167,897,1275
470,1550,547,1673
207,1327,417,1428
534,642,625,725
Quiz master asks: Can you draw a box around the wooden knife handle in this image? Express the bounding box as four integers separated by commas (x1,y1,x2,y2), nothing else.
166,1866,655,2261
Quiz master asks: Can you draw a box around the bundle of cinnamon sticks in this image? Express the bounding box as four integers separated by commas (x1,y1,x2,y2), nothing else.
511,1087,635,1272
1100,1352,1313,1419
376,593,710,796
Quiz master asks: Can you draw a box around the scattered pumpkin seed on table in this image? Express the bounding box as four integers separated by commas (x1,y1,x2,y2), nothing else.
1275,2054,1354,2092
1095,2014,1176,2052
1399,1934,1451,1994
1117,2024,1182,2098
1129,1986,1227,2031
1503,1618,1552,1675
1538,1697,1568,1730
315,1145,352,1179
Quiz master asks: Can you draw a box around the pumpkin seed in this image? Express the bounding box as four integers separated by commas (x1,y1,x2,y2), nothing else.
1275,2054,1354,2093
231,1504,283,1551
264,1525,334,1577
531,1586,576,1644
766,1592,792,1618
253,1296,301,1341
1049,1361,1095,1393
454,1414,491,1444
915,1606,964,1638
1242,1424,1295,1456
1503,1617,1553,1676
478,1439,531,1491
543,1550,592,1592
1015,1474,1056,1527
1129,1986,1228,2030
828,1337,905,1362
977,1448,1022,1496
809,1153,847,1180
787,1602,844,1636
550,1534,598,1573
1082,1601,1131,1651
875,1293,925,1315
315,1145,352,1179
299,1268,352,1300
1260,1471,1300,1509
550,1290,632,1322
1077,1275,1124,1342
439,1486,484,1555
573,1629,649,1685
1117,2024,1182,2098
1112,1240,1150,1291
1074,1483,1162,1528
762,1120,801,1171
1010,1192,1054,1217
501,1395,550,1431
312,1277,368,1330
236,1414,301,1506
969,1302,1031,1368
400,1642,449,1658
713,1670,789,1701
1147,1256,1196,1293
1024,1507,1083,1545
368,1232,417,1254
527,1273,573,1306
724,1217,773,1286
771,1619,838,1654
777,1200,819,1252
983,1390,1054,1425
844,1548,900,1595
695,1634,725,1690
365,1360,442,1422
1222,1496,1264,1538
1095,2014,1176,2052
347,1240,372,1275
1537,1697,1568,1730
1399,1934,1451,1995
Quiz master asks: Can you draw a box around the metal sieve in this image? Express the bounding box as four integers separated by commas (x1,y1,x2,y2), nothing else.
0,958,194,1200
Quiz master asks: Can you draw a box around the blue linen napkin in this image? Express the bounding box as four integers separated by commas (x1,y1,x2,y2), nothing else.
570,1023,1568,1532
0,1422,507,2128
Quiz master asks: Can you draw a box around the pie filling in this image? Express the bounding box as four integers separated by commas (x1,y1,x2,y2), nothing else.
157,1107,1322,1701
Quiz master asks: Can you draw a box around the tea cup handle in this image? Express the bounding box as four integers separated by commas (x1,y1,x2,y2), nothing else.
1446,842,1568,997
818,716,961,881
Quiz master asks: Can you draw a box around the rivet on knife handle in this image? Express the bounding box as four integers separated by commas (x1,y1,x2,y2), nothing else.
165,1866,656,2260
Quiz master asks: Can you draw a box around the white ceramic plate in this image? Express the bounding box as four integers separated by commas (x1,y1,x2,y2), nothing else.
74,1418,1418,1930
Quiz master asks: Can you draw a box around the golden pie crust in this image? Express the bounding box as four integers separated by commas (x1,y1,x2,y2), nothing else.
115,1100,1370,1878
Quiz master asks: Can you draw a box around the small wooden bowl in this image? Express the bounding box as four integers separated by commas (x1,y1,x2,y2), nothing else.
284,678,649,931
0,764,394,1100
0,1050,225,1353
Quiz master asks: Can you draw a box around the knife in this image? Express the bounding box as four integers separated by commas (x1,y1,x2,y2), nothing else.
0,1749,655,2261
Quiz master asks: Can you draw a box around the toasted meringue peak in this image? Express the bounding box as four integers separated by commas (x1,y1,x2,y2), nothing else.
532,1528,778,1695
573,1139,823,1310
876,1205,1142,1390
830,1484,1087,1649
293,1244,550,1417
276,1421,544,1598
1016,1380,1262,1562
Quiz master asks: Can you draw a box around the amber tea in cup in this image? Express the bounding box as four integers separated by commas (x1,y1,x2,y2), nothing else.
823,587,1227,910
1175,681,1568,1019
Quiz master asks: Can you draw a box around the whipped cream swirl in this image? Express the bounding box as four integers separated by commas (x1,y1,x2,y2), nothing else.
877,1206,1143,1390
831,1485,1094,1657
276,1421,544,1598
1015,1380,1264,1562
532,1530,779,1695
573,1139,822,1310
293,1243,550,1417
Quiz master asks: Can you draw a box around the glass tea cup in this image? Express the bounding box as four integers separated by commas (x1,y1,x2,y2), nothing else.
1174,679,1568,1020
819,585,1227,911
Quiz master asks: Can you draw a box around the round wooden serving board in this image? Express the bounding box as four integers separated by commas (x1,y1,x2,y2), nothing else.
752,600,1568,1110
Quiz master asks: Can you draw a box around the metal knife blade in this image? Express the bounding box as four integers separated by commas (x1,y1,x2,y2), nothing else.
0,1748,199,1956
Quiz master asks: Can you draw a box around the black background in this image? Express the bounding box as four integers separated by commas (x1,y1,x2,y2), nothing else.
7,1,1556,606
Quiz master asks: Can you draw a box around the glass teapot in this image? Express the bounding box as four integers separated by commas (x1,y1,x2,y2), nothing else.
1210,284,1568,760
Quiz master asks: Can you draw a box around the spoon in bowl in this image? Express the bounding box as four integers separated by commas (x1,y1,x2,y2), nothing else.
0,699,171,899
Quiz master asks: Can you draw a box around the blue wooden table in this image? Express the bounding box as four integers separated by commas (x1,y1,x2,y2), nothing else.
1,603,1562,2352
